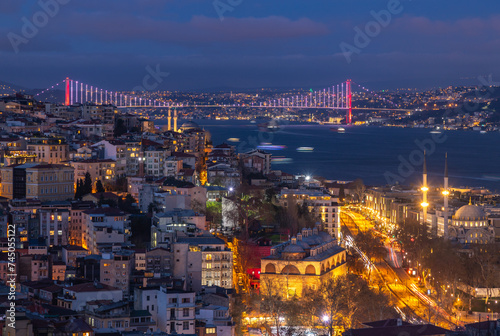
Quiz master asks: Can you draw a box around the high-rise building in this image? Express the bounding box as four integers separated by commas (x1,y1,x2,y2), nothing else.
81,207,130,254
39,208,70,247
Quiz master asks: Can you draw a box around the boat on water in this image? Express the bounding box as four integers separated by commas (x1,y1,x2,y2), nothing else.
271,157,293,164
430,127,442,134
258,120,280,132
257,144,286,150
296,147,314,152
330,127,345,132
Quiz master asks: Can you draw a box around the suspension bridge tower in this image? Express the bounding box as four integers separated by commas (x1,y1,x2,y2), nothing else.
346,79,352,124
65,77,70,106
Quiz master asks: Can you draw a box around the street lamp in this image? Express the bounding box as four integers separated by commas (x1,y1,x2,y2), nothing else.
322,315,330,336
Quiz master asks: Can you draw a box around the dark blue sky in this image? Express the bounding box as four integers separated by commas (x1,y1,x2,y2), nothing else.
1,0,499,91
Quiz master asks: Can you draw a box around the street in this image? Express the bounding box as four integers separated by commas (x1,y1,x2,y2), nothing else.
340,208,459,330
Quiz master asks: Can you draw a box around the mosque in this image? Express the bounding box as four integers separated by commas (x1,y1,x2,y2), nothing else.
448,201,495,244
260,226,346,297
421,154,495,244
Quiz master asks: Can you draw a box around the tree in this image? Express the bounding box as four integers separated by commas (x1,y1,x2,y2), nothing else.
206,201,222,227
352,179,366,203
394,218,430,269
82,172,93,195
95,180,105,193
305,274,394,333
265,187,277,203
339,184,346,203
420,238,463,307
259,277,290,336
119,194,137,213
147,202,159,214
113,176,128,192
191,199,206,214
75,179,83,199
356,230,387,263
471,244,500,305
114,118,127,137
305,276,344,336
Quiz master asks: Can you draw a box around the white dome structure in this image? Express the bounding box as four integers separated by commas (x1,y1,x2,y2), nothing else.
453,205,487,221
449,203,493,244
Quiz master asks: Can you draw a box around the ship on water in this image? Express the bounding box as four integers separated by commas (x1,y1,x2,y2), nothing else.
258,119,280,132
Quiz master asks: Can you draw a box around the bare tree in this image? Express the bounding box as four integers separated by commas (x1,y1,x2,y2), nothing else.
352,179,366,203
260,277,289,336
471,244,500,305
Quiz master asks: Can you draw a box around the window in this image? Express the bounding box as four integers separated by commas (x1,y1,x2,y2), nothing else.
183,322,189,330
183,308,189,317
182,298,190,303
206,327,216,334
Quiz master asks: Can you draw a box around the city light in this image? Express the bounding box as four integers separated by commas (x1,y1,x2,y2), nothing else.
421,202,429,207
421,186,429,192
442,190,449,195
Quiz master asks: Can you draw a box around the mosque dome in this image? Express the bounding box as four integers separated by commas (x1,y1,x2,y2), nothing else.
283,244,305,254
318,231,334,243
180,121,201,131
297,241,311,249
454,205,486,221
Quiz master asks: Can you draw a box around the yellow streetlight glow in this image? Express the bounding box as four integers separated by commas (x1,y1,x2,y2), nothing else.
442,190,449,195
421,186,429,192
421,202,429,207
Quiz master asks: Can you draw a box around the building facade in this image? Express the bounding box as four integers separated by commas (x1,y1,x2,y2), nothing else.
260,227,346,297
27,136,69,164
0,163,74,201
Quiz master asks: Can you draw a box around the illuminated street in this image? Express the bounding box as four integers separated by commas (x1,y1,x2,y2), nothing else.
341,207,459,330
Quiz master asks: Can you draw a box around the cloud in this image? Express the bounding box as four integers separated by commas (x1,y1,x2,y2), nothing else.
61,14,329,44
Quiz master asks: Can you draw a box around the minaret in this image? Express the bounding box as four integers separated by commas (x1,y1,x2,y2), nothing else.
421,151,429,225
443,153,449,237
173,108,178,132
167,109,172,131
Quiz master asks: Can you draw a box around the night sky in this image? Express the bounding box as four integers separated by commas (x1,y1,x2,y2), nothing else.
1,0,499,91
